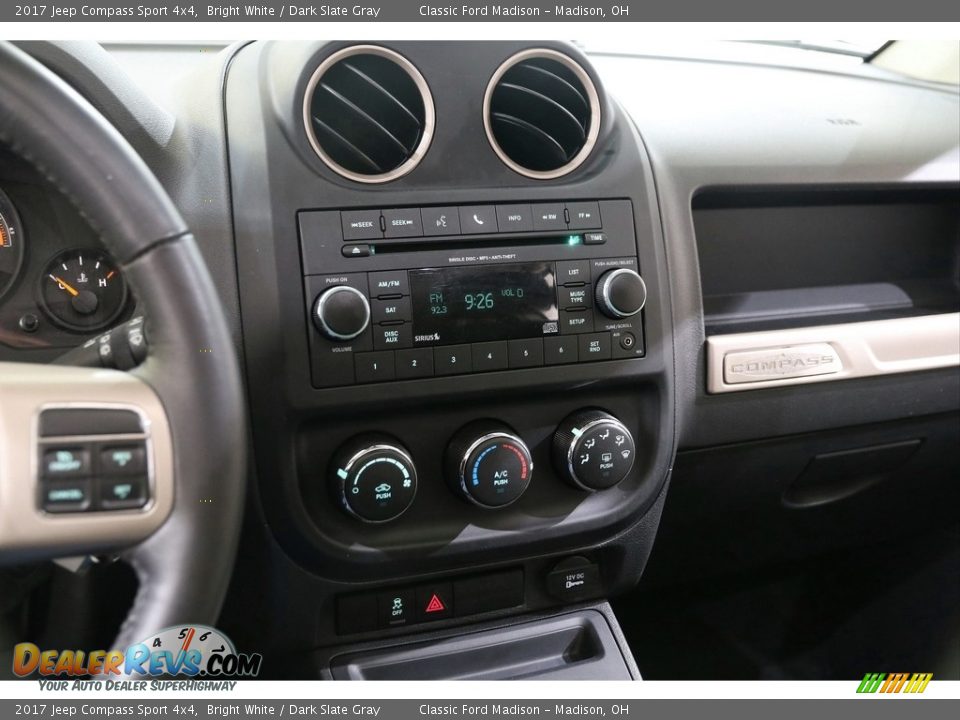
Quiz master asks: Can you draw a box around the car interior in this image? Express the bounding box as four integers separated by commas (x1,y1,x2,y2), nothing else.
0,39,957,681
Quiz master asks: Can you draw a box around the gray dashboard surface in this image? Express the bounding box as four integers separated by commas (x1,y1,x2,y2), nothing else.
592,53,960,447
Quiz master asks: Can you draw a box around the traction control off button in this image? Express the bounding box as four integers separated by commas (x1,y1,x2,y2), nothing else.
546,556,601,602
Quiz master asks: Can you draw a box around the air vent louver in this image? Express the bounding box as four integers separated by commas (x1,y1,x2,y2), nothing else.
304,46,434,183
485,49,600,179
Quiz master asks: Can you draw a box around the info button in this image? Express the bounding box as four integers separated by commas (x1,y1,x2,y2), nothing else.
496,204,533,233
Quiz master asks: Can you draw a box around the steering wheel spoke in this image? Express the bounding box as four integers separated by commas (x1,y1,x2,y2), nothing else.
0,362,174,564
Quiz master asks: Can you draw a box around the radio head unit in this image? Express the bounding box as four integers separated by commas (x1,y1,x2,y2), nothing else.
298,199,646,387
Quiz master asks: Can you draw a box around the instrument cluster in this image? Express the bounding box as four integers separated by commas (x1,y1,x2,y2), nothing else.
0,152,133,357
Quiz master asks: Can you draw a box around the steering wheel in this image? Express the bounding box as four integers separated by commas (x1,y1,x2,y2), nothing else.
0,42,245,650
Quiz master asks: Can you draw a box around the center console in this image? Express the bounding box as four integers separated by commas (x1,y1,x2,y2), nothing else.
223,40,676,668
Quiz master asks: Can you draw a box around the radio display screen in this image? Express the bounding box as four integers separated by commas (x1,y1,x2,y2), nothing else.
409,262,560,345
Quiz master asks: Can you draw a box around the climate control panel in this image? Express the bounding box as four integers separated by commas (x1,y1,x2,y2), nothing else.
326,410,639,523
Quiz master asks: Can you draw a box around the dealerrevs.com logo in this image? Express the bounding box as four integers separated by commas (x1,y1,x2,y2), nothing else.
13,625,261,686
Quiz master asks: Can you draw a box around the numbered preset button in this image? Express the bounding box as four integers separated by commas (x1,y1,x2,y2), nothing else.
472,341,508,372
434,345,472,376
396,348,434,379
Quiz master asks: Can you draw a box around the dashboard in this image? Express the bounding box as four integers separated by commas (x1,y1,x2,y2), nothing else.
4,39,959,675
0,149,134,359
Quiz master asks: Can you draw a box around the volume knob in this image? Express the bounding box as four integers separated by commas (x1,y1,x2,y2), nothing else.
595,268,646,319
313,285,370,341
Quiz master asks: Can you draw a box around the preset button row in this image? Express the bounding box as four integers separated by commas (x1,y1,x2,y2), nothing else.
354,333,628,383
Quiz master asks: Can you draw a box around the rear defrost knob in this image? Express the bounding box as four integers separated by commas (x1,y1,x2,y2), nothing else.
553,409,636,491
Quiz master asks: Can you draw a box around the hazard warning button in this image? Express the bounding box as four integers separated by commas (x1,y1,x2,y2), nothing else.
416,583,454,621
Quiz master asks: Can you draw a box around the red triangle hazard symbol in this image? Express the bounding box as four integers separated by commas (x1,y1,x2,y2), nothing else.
425,593,445,613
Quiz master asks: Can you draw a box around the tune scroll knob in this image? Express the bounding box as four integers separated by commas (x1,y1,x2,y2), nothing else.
553,410,636,492
312,285,370,341
331,436,417,523
595,268,647,319
445,421,533,509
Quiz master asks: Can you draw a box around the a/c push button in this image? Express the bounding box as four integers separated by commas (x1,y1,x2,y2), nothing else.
445,421,533,509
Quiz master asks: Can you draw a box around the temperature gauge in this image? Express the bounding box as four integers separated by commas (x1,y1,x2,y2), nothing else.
40,249,128,332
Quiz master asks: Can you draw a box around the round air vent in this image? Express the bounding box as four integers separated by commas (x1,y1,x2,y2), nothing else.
484,48,601,180
303,45,434,183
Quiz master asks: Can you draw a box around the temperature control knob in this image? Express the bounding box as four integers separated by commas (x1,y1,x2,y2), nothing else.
553,410,636,492
445,421,533,509
331,435,417,523
313,285,370,341
595,268,646,319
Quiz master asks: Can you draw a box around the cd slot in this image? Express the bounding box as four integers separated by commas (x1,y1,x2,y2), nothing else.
372,232,593,254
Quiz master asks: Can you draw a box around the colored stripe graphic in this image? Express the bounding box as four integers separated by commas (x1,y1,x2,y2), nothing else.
857,672,932,694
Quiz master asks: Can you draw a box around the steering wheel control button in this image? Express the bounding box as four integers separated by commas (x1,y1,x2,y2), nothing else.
378,588,415,629
331,436,417,523
341,209,383,241
416,583,454,622
595,268,647,319
313,285,371,341
41,446,90,478
553,410,637,492
445,421,533,508
458,205,499,235
42,479,92,513
547,556,602,602
99,477,148,510
99,444,146,475
566,202,601,230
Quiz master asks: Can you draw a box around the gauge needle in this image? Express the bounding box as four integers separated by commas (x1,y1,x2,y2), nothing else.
49,274,79,297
